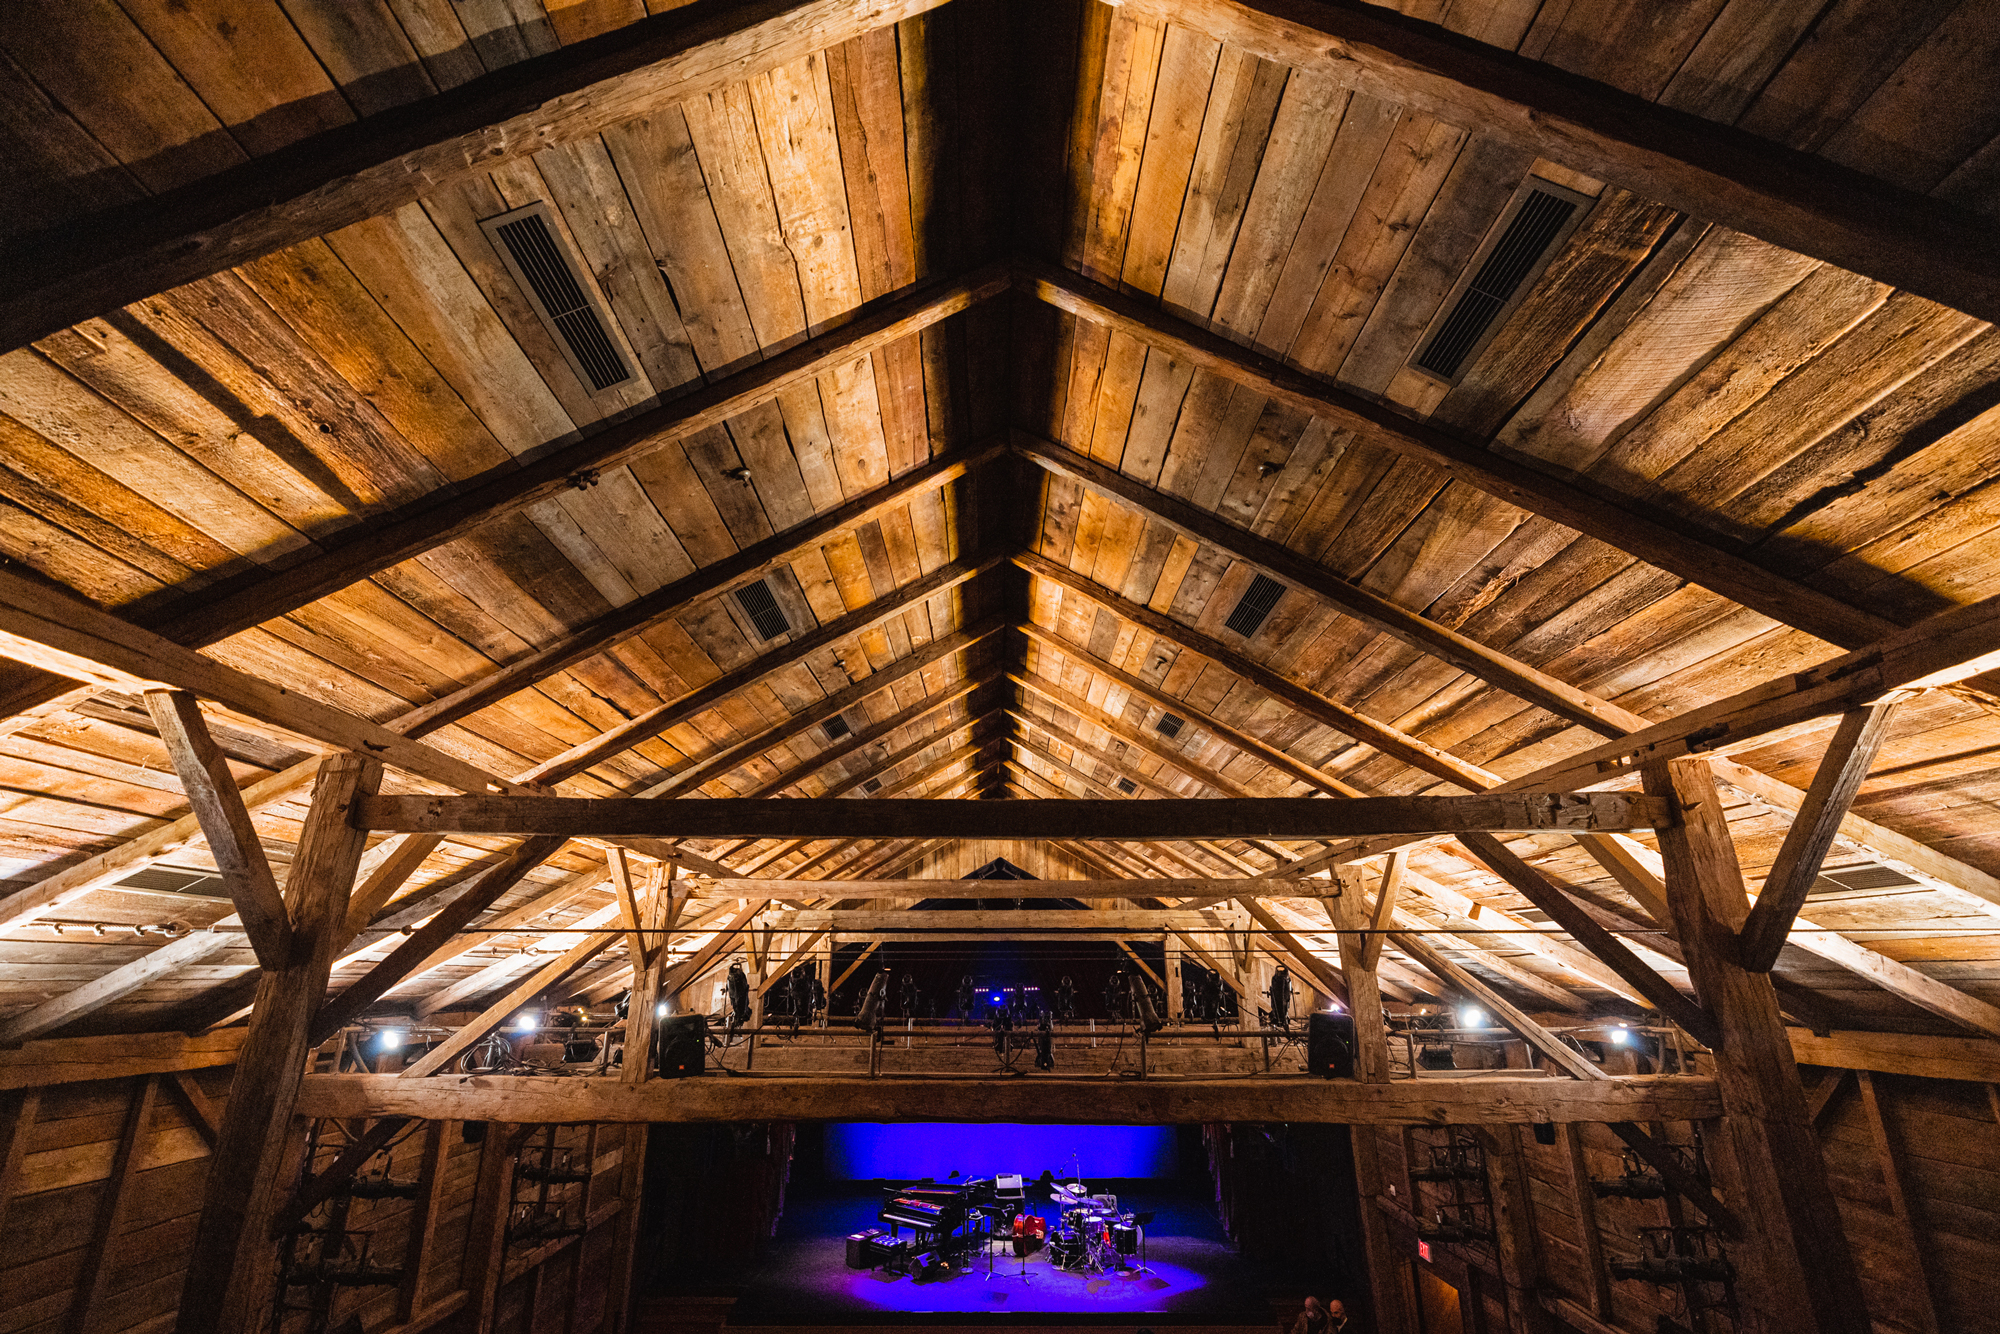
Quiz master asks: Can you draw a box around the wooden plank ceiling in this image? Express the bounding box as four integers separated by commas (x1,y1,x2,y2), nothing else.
1,0,1999,1043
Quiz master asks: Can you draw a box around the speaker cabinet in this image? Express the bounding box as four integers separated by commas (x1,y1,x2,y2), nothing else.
655,1014,708,1078
1308,1011,1356,1079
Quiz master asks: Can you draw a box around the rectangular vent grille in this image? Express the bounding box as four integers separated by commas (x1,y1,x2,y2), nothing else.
862,777,882,793
479,203,634,393
1115,777,1137,794
735,579,791,641
1412,183,1585,383
1156,713,1184,738
1224,573,1287,638
822,715,851,741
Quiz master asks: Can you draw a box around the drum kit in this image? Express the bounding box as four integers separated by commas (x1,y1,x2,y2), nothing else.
1042,1183,1144,1277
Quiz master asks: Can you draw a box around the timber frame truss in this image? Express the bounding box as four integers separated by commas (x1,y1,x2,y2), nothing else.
4,6,2000,1334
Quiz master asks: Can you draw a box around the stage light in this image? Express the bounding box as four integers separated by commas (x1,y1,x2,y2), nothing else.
1610,1025,1630,1045
1459,1006,1484,1029
379,1030,404,1050
516,1011,540,1031
655,1002,669,1018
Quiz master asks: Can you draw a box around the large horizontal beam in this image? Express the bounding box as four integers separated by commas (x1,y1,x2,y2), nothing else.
680,877,1322,897
357,791,1664,837
1106,0,2000,327
1017,273,1897,652
0,0,951,350
293,1071,1720,1126
768,910,1237,931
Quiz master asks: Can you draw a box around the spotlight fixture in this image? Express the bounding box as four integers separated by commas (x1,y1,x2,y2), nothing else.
379,1030,405,1050
1610,1025,1630,1046
1459,1006,1485,1029
516,1011,540,1031
655,1002,669,1018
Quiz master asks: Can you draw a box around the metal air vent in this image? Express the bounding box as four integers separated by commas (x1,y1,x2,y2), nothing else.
1115,778,1137,794
823,715,852,741
1156,713,1184,738
862,777,882,793
1224,574,1287,638
479,202,635,393
1408,178,1592,385
735,579,791,641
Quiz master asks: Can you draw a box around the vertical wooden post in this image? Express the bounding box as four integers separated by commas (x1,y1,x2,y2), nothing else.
1164,936,1183,1020
1335,872,1412,1331
397,1119,452,1322
175,751,381,1334
624,855,674,1085
603,1123,650,1334
1472,1126,1550,1334
1642,756,1870,1334
462,1123,525,1334
1556,1124,1612,1317
0,1087,41,1239
69,1075,158,1334
1857,1073,1942,1333
1333,870,1389,1084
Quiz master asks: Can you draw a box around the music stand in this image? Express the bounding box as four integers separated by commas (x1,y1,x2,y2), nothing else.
986,1207,1033,1285
1130,1210,1157,1277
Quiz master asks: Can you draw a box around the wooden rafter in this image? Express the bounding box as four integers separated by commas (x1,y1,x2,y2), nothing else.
0,0,958,349
1096,0,2000,327
398,443,1004,739
524,553,1001,785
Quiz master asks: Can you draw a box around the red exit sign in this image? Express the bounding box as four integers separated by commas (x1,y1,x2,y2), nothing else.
1417,1240,1432,1263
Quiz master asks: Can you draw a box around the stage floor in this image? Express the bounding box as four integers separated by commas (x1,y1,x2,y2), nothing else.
725,1182,1274,1324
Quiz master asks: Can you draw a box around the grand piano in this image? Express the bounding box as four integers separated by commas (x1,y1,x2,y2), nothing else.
874,1180,997,1270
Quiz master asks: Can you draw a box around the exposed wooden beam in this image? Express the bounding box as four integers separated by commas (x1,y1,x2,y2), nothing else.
414,901,624,1017
1361,852,1406,972
2,0,963,341
1013,632,1357,796
701,876,1321,897
1021,257,1898,654
142,691,293,967
1237,897,1349,1007
1017,552,1483,788
0,1089,40,1238
295,1070,1724,1126
1557,1123,1612,1318
311,836,566,1042
1390,929,1604,1082
402,930,619,1078
523,553,1002,785
0,566,522,797
631,618,1003,798
174,752,379,1334
67,1075,158,1334
1101,0,2000,327
166,1072,222,1150
1856,1071,1943,1334
762,683,994,797
276,1116,409,1235
1739,702,1900,970
1457,832,1717,1045
343,835,447,946
396,1120,452,1322
0,1030,248,1091
400,444,1002,737
1015,431,1639,735
359,791,1662,839
1643,756,1868,1334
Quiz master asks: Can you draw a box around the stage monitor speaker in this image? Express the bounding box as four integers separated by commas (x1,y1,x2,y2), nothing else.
1308,1011,1356,1079
656,1014,708,1078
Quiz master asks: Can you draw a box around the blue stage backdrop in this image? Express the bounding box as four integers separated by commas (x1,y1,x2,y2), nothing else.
825,1123,1177,1180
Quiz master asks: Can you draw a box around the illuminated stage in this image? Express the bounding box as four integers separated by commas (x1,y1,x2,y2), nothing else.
727,1179,1274,1323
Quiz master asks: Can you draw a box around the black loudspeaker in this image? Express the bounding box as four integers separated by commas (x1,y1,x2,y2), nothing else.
655,1014,708,1078
1308,1011,1356,1079
846,1228,884,1269
1533,1122,1558,1146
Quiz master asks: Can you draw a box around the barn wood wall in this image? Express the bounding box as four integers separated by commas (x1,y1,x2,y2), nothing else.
0,1064,646,1334
1357,1066,2000,1334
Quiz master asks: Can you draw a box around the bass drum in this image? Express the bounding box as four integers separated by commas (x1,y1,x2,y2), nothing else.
1047,1229,1085,1272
